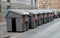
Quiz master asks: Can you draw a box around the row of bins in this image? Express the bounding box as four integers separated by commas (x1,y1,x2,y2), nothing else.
6,9,55,32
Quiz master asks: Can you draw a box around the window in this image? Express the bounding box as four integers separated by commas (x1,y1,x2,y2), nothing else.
7,6,10,10
7,0,10,2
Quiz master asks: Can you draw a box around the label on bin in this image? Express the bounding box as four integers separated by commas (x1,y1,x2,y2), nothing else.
52,14,54,16
20,18,24,23
44,15,47,18
49,14,51,17
38,16,40,19
32,16,34,22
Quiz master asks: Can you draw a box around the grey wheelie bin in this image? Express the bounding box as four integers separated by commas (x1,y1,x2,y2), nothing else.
26,10,38,29
32,10,41,26
38,11,43,25
48,10,52,22
50,10,54,21
35,10,43,25
6,9,29,32
42,10,47,24
37,12,41,26
48,10,52,21
47,10,51,22
40,11,43,25
34,11,39,27
53,12,55,19
51,12,54,21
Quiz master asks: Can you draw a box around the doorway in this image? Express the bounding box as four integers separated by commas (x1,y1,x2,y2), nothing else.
12,18,16,32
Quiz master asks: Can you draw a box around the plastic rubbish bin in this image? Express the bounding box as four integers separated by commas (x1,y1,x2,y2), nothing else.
51,12,54,21
47,10,50,22
48,10,53,22
6,9,29,32
35,10,43,25
50,10,54,21
26,10,38,29
42,10,48,24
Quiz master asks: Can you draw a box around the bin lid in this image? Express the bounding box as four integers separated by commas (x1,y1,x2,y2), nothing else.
33,10,43,13
42,9,53,13
25,10,39,14
42,10,48,13
8,9,29,15
47,10,53,13
32,9,43,13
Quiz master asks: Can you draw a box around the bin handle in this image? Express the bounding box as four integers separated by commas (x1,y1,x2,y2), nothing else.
32,16,34,22
20,18,24,24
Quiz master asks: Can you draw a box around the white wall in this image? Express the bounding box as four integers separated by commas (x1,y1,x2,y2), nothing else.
11,3,31,9
1,0,32,5
10,0,33,9
1,0,7,2
11,0,31,5
1,0,39,12
1,2,7,13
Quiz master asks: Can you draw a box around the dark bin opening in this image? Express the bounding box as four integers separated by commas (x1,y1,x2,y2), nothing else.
35,20,37,27
12,18,16,32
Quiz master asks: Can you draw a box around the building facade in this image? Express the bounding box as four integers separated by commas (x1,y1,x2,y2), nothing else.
39,0,60,9
0,0,39,13
0,0,60,13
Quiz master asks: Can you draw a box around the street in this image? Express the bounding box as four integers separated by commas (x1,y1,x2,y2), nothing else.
0,18,60,38
0,0,60,38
